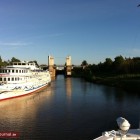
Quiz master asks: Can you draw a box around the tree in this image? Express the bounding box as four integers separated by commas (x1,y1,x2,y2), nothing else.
29,60,39,67
103,58,113,73
0,56,2,66
2,61,8,67
114,55,124,66
132,57,140,73
81,60,88,66
113,55,125,74
104,58,113,66
11,57,20,63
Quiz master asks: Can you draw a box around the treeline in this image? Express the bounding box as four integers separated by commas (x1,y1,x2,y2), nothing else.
72,55,140,92
73,55,140,77
89,55,140,75
0,56,39,67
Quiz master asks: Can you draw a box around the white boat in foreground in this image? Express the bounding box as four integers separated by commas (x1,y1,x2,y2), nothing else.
94,117,140,140
0,61,51,101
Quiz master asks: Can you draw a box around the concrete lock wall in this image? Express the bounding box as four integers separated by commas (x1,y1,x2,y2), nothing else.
48,56,56,77
66,56,72,76
48,55,72,77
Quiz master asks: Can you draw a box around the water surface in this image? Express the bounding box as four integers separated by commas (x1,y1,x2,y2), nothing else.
0,75,140,140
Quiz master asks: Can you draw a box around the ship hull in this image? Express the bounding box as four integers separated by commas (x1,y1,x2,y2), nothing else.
0,82,50,101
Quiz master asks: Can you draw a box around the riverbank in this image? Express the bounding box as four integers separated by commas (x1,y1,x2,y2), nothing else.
72,56,140,93
72,70,140,93
90,75,140,93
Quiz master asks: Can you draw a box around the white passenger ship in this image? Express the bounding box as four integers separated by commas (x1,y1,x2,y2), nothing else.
94,117,140,140
0,61,51,101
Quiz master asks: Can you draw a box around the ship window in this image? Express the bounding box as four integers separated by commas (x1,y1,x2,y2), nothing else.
12,70,14,73
12,77,14,81
16,70,18,73
0,78,2,81
8,78,10,81
4,78,6,81
19,70,21,73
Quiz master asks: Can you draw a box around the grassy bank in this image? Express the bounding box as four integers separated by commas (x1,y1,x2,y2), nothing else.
72,69,140,93
86,74,140,93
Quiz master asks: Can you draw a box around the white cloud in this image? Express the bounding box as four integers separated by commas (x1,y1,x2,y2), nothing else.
0,42,32,50
0,41,31,46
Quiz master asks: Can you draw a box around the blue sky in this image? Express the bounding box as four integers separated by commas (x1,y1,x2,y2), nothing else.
0,0,140,65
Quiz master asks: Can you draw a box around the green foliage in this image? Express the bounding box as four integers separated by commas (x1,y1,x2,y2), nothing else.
104,58,113,66
81,60,88,66
72,67,83,77
0,56,2,66
72,56,140,92
2,61,8,66
11,57,20,63
114,55,124,66
72,56,140,78
29,60,39,67
0,56,40,67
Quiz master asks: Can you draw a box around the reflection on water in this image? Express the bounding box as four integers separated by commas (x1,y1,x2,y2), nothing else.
0,86,54,139
0,75,140,140
66,78,72,101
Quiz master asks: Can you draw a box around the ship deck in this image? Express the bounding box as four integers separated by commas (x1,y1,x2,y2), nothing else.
94,129,140,140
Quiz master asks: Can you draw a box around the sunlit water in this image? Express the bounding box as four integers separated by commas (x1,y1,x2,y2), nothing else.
0,75,140,140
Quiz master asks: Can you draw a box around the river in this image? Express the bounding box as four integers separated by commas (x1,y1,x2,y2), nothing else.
0,75,140,140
